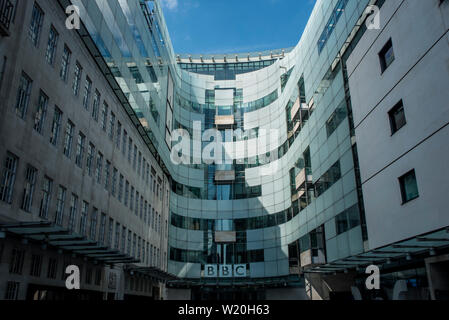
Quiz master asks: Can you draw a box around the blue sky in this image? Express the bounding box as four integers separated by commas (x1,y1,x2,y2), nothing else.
160,0,317,54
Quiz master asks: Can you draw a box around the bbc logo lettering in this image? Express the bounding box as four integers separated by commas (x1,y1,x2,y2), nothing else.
204,264,247,278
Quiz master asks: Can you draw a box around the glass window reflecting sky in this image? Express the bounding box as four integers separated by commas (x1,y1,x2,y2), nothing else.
161,0,316,54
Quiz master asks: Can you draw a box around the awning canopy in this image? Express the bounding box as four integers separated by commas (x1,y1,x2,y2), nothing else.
124,265,178,282
306,226,449,274
167,275,304,288
0,221,139,264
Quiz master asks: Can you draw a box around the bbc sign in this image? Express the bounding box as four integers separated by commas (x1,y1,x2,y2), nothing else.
204,264,247,278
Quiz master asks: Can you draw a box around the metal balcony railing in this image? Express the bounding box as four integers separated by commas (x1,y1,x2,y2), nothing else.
0,0,13,36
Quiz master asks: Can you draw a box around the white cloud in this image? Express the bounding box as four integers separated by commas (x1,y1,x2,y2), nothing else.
161,0,178,10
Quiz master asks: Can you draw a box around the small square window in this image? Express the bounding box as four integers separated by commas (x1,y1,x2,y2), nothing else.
379,38,395,73
399,169,419,204
388,100,406,134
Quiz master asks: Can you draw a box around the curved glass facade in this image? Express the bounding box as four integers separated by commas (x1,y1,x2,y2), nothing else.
76,0,380,285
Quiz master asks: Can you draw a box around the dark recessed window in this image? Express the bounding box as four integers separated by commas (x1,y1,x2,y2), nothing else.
388,100,406,134
379,38,395,73
399,169,419,204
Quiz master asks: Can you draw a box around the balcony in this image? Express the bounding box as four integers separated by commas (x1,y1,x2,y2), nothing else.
0,0,14,37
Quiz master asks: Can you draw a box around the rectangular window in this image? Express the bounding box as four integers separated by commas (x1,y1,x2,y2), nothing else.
39,176,52,219
98,213,106,245
116,121,122,149
75,132,85,168
21,165,37,212
79,201,88,236
107,218,113,247
30,254,42,277
90,208,98,240
388,100,406,134
137,152,142,176
114,222,120,249
86,143,95,177
127,231,132,255
379,38,395,73
82,76,92,109
45,26,58,65
50,107,62,146
121,226,126,251
15,72,33,119
92,90,100,121
104,161,111,190
124,181,129,207
101,102,108,131
4,282,20,300
29,2,44,47
68,194,78,232
130,186,134,212
63,120,74,158
33,90,48,134
0,152,18,204
111,168,118,197
122,130,127,156
109,112,115,140
47,258,58,279
133,145,137,170
54,185,66,226
128,138,132,163
9,248,25,274
399,169,419,204
72,62,83,96
60,45,71,81
95,152,103,184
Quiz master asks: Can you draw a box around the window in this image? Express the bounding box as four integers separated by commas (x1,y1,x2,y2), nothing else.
50,107,62,146
0,152,18,204
116,121,122,148
15,72,33,119
122,130,127,156
114,223,120,249
85,268,92,285
45,26,58,65
109,112,115,140
118,174,124,202
75,132,85,168
133,145,137,170
82,77,92,109
73,62,83,96
335,205,360,235
21,165,37,212
33,90,48,134
379,38,395,73
111,168,118,197
30,254,42,277
124,181,129,206
98,213,106,245
104,161,111,190
86,143,95,176
128,138,132,163
127,230,132,255
90,208,98,240
79,201,88,236
95,152,103,184
4,282,20,300
9,248,25,274
399,169,419,204
130,186,134,211
47,258,58,279
94,268,102,286
138,152,142,176
54,185,66,226
60,45,71,81
101,102,108,131
107,218,113,247
389,100,406,134
29,2,44,47
121,226,126,251
92,90,100,121
39,176,52,219
68,194,78,232
63,121,74,158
